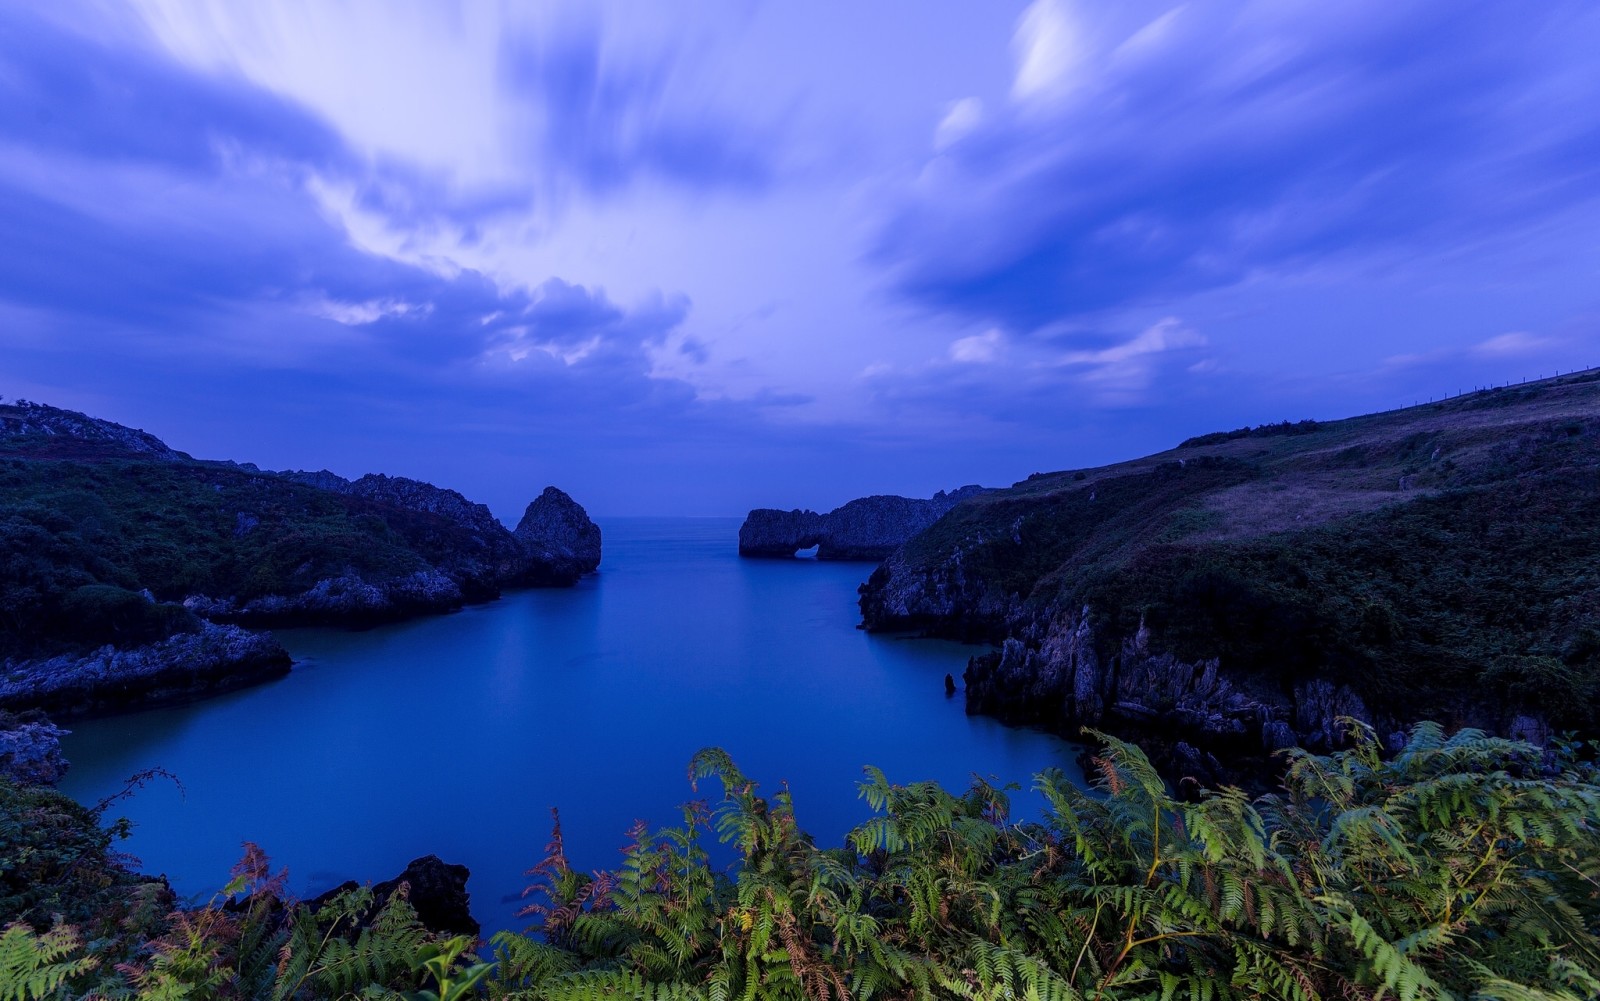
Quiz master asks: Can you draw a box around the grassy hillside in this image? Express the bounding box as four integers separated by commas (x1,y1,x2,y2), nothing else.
865,370,1600,741
1,402,520,661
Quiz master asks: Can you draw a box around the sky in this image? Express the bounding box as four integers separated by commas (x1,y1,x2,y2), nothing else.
2,1,1598,518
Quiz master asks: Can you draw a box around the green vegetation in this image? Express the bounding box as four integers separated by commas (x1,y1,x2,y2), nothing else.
0,446,480,660
884,372,1600,734
6,725,1599,999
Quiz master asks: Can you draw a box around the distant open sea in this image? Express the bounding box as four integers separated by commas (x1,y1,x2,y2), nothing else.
60,517,1082,931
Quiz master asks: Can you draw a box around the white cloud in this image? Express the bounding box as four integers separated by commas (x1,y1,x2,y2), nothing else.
934,97,984,150
1471,331,1555,357
493,330,603,366
307,297,428,325
949,328,1004,363
1011,0,1083,103
1054,317,1208,403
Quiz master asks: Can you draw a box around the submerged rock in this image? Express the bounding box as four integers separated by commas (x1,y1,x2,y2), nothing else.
514,486,603,584
739,486,988,561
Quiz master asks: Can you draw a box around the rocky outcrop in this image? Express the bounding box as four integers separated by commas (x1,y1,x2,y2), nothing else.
514,486,603,583
0,710,69,785
955,605,1387,788
859,374,1600,786
308,855,479,938
278,471,531,585
184,569,469,627
0,623,292,719
740,486,988,560
277,473,600,589
0,399,188,461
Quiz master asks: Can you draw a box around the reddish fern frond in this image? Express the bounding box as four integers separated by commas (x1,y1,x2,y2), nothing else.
231,841,290,902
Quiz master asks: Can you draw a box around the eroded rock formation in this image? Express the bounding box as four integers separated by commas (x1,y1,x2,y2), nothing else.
739,486,988,560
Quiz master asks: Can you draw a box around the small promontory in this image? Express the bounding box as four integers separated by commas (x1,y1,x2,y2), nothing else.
739,486,988,560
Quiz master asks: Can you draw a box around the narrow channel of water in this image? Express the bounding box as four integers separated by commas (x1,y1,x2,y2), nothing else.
61,517,1083,931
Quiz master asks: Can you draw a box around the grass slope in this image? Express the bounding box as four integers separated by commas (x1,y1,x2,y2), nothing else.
886,370,1600,733
0,405,502,660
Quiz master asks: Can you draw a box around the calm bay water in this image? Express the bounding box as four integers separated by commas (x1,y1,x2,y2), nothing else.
60,517,1082,931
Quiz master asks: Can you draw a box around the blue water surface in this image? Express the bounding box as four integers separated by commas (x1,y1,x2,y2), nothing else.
60,518,1082,931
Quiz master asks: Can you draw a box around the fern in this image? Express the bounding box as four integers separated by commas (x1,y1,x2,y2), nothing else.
0,923,98,1001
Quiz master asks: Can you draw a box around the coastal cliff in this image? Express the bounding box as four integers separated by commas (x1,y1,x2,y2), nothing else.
861,372,1600,783
0,399,600,717
739,486,988,560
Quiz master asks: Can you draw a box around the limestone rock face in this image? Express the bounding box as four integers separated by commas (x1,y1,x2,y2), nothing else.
956,604,1388,788
514,486,602,584
739,486,988,561
0,711,69,785
0,623,292,719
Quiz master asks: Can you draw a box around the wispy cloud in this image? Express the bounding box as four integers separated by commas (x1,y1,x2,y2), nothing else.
872,0,1600,332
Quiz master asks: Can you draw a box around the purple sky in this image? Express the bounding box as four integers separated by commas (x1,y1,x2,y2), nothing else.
3,1,1598,518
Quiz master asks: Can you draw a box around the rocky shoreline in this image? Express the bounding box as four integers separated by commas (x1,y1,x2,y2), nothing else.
0,622,293,720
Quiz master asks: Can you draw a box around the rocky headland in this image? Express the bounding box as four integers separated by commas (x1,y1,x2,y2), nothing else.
0,399,601,719
739,485,988,560
861,372,1600,786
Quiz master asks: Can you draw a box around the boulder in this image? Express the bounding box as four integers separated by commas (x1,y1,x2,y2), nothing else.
0,710,69,785
308,855,479,939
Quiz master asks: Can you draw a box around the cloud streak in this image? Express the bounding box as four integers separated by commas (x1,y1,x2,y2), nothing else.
872,0,1600,332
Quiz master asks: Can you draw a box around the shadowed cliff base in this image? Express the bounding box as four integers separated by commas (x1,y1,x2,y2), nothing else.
739,486,989,560
861,370,1600,786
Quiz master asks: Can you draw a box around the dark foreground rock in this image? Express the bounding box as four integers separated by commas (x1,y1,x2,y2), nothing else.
739,486,988,560
514,486,603,584
0,622,292,719
0,709,69,785
308,855,479,939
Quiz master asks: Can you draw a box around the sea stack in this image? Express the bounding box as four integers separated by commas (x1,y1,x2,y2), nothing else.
514,486,603,584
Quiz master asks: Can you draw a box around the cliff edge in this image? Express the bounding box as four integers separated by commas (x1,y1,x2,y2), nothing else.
860,371,1600,785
